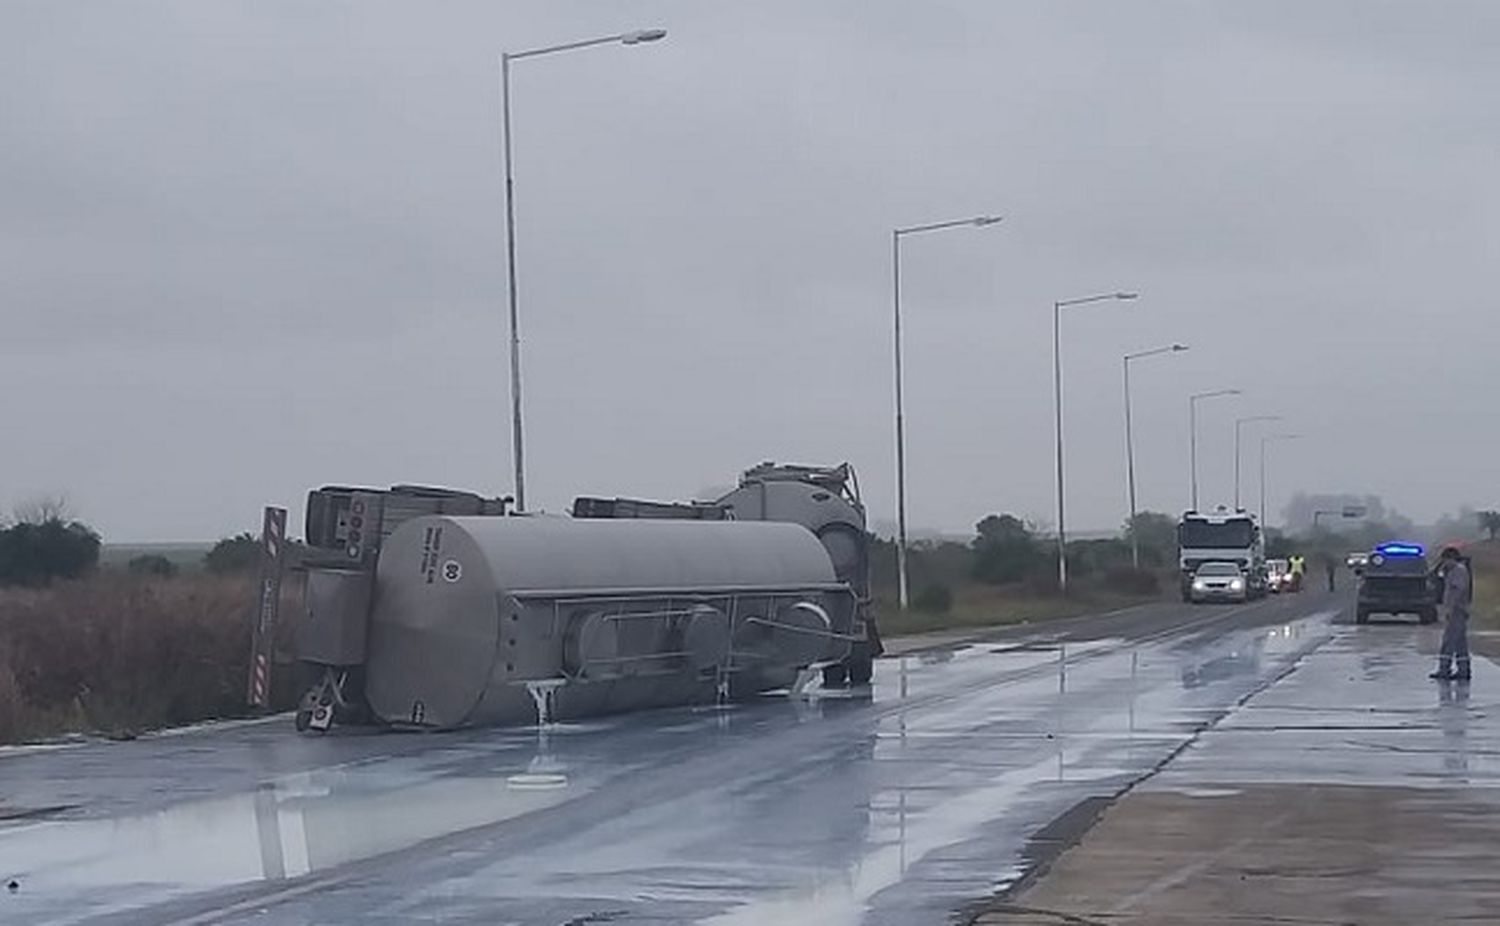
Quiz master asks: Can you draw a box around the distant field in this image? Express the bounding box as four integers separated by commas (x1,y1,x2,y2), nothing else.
99,542,214,571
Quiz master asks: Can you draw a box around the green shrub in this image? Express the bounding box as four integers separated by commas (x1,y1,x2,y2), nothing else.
204,533,260,575
972,514,1042,584
0,518,101,588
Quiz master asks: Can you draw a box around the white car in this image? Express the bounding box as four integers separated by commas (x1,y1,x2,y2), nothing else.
1190,562,1249,603
1266,558,1291,593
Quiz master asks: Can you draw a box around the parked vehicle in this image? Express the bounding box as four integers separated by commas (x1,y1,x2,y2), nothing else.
1355,542,1436,625
1266,558,1291,593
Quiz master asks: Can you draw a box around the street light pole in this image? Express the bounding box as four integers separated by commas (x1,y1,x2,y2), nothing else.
500,28,667,511
1259,433,1303,528
891,214,1003,610
1123,344,1188,569
1188,388,1241,511
1053,291,1139,594
1233,415,1281,510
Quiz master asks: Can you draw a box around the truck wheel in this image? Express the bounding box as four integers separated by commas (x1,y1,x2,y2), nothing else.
1355,607,1370,625
1419,607,1437,625
294,708,314,732
847,656,874,687
822,662,849,688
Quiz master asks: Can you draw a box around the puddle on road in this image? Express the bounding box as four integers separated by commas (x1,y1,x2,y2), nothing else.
0,745,594,924
690,614,1338,926
1173,787,1244,798
696,753,1062,926
1156,617,1500,791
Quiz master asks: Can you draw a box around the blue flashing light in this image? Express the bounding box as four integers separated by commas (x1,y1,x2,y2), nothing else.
1375,542,1424,557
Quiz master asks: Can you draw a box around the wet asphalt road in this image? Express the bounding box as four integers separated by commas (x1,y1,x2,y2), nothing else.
0,591,1346,926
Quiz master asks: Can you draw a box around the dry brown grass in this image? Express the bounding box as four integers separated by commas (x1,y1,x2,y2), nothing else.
0,573,299,744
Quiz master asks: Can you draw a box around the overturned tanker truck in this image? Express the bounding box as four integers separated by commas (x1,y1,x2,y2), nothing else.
292,462,880,732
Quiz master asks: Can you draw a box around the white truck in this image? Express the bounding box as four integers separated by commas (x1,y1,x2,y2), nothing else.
1178,507,1267,602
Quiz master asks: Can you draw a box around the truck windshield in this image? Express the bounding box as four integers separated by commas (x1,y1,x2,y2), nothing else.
1179,520,1254,548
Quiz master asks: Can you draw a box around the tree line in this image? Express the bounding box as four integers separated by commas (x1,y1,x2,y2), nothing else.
0,508,264,588
3,503,1498,592
869,510,1182,612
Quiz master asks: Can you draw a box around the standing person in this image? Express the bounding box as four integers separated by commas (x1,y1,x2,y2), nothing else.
1324,556,1337,592
1431,546,1473,681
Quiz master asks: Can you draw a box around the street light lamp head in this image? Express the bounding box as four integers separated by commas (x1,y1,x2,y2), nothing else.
1115,292,1139,300
1171,343,1189,352
971,215,1004,227
621,28,668,44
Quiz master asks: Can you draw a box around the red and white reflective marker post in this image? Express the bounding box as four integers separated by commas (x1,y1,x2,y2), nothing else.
246,506,287,709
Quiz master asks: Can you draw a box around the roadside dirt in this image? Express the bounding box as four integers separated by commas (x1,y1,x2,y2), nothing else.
973,783,1500,925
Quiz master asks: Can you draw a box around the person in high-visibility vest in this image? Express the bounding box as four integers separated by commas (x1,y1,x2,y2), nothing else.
1288,555,1306,592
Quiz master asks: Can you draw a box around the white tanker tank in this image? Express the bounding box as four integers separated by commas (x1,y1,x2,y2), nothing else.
292,482,860,732
572,461,881,686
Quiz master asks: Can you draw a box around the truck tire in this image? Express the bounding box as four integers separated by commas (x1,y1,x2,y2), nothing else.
1419,607,1437,625
847,655,874,687
1355,607,1370,625
822,662,849,688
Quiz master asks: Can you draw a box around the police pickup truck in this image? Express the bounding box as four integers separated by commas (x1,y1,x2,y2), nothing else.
1355,542,1437,625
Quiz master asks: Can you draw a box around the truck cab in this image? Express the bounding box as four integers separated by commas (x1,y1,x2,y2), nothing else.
1178,508,1267,602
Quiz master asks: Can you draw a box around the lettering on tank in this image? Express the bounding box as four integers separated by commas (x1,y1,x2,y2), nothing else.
419,526,445,584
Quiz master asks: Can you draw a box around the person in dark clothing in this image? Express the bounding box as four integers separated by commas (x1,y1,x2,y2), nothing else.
1324,557,1337,592
1430,546,1473,682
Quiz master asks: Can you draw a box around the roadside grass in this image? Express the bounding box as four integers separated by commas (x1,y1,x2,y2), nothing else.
0,573,298,745
876,581,1162,638
1467,540,1500,631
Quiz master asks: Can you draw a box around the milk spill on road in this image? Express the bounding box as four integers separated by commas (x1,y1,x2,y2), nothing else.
1150,619,1500,791
0,744,601,926
0,607,1336,926
694,614,1334,926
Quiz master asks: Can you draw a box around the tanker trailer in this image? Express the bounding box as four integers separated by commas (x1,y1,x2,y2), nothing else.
573,461,882,686
296,513,856,731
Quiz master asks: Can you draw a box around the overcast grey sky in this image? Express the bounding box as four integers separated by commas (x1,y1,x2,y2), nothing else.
2,1,1496,542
